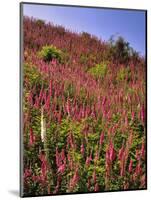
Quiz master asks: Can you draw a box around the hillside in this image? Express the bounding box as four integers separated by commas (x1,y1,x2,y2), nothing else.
22,16,146,196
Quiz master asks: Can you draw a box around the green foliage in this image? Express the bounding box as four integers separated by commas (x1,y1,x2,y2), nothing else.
108,36,132,64
36,19,45,26
79,87,87,103
70,149,83,163
24,63,48,89
23,17,146,195
60,119,84,139
61,48,70,64
116,67,131,82
81,32,91,40
80,54,89,65
38,45,63,63
64,81,76,99
88,62,108,79
130,49,140,63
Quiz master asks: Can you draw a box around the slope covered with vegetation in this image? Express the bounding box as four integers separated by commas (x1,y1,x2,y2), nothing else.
23,16,146,196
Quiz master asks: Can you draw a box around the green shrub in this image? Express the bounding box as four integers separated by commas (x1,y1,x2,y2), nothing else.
107,35,141,65
24,63,48,88
88,62,108,79
80,54,89,65
38,45,63,63
61,48,70,64
81,32,91,40
116,67,131,82
36,19,45,26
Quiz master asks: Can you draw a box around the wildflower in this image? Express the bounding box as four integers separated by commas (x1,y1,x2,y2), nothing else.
99,132,104,145
109,141,115,162
86,151,92,166
45,94,50,111
39,87,43,102
80,143,85,156
86,156,91,166
94,151,99,163
87,177,91,190
53,175,62,194
140,175,146,188
131,111,135,121
93,170,96,183
141,141,145,158
128,159,133,173
32,175,41,182
66,98,71,116
136,149,140,161
29,127,35,146
69,167,79,190
41,106,46,142
24,168,32,179
141,104,145,123
118,145,125,160
94,183,99,192
61,149,65,160
39,152,48,179
49,80,52,97
57,163,66,174
102,96,106,106
135,161,142,175
28,91,33,105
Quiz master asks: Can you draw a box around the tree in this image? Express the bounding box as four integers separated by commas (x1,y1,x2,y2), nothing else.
108,35,131,64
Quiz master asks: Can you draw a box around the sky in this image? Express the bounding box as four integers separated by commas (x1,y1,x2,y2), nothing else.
23,3,146,56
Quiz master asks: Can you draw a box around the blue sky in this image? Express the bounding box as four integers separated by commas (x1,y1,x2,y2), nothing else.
23,4,146,56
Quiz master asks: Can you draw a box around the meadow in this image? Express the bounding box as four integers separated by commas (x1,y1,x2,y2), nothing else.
22,16,146,196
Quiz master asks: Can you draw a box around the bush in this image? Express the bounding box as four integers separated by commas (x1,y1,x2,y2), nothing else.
36,19,45,27
24,63,48,88
88,62,108,79
80,54,89,65
108,36,131,64
81,32,91,40
116,67,131,82
38,45,63,63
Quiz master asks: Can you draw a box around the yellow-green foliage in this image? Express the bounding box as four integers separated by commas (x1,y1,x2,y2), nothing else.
38,45,63,63
88,62,108,79
24,63,48,88
116,67,131,81
36,19,45,26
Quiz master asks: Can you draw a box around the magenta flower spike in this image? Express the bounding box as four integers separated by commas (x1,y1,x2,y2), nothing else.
99,132,104,146
29,128,35,146
128,159,133,173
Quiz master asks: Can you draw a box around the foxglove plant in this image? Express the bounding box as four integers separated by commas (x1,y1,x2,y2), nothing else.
23,16,146,195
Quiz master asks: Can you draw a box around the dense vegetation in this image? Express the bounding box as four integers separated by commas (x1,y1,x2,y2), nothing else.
23,16,146,196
